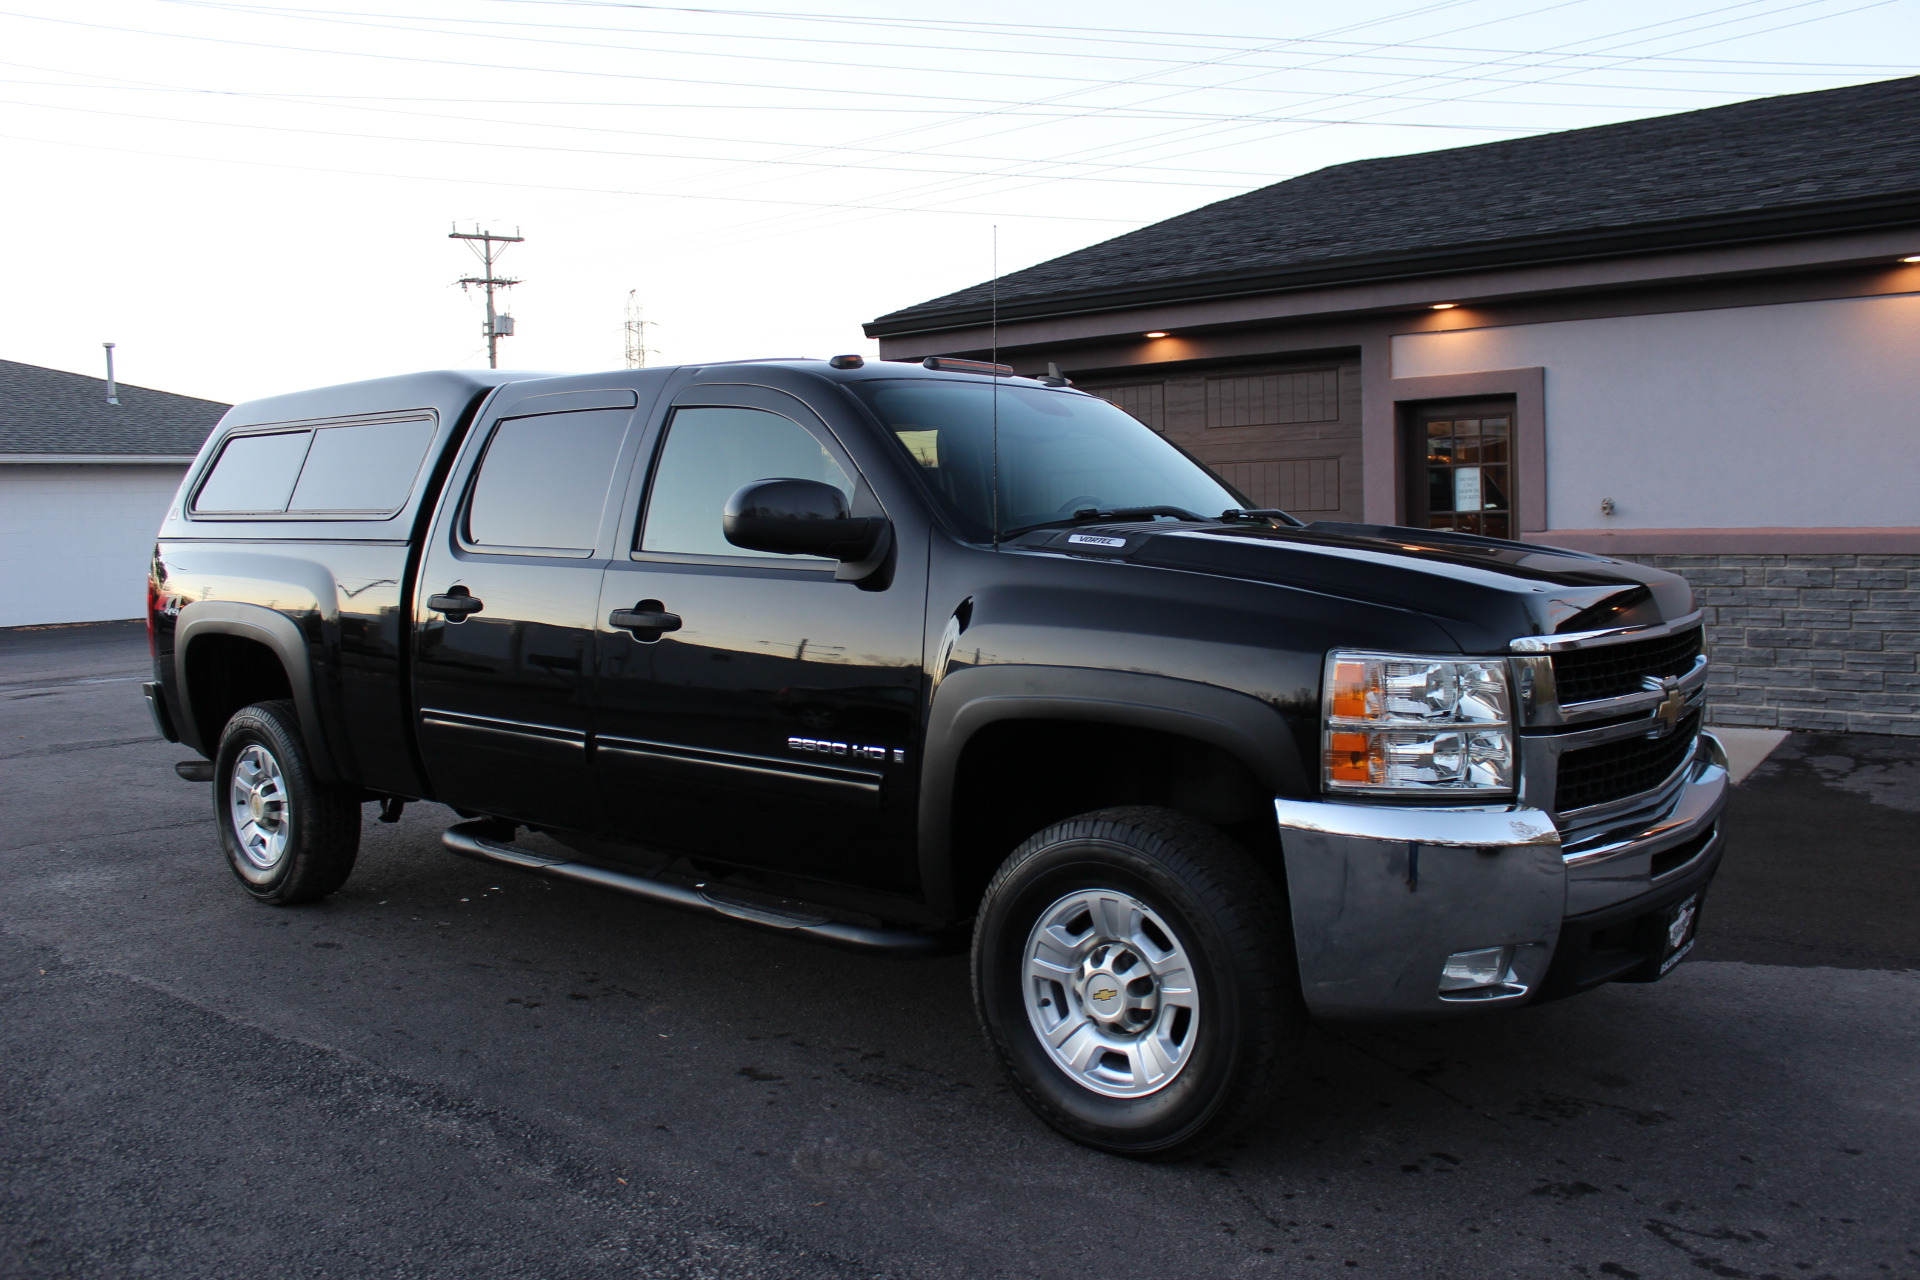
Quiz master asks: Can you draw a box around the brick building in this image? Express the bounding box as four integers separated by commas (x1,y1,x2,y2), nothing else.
866,75,1920,735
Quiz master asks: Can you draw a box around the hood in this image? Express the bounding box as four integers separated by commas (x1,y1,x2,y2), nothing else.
1010,520,1694,653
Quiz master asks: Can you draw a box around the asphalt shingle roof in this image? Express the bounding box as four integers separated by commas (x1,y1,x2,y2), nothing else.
868,74,1920,336
0,358,228,457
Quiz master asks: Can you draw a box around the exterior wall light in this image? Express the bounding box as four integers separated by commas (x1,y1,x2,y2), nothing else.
1144,331,1169,338
1904,255,1920,263
1430,303,1458,310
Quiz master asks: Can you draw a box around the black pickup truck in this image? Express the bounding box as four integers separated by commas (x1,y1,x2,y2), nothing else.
144,357,1727,1158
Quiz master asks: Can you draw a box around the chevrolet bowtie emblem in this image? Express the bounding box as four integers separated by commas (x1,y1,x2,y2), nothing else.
1091,987,1118,1002
1644,675,1688,737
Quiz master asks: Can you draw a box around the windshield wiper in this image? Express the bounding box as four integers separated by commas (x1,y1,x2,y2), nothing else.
1000,505,1206,540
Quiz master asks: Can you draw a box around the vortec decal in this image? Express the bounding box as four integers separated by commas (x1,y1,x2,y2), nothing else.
1066,534,1127,548
789,737,905,764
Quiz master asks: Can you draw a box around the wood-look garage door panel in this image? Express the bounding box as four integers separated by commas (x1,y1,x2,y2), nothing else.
1090,383,1166,432
1212,458,1342,512
1205,370,1339,428
1082,359,1363,522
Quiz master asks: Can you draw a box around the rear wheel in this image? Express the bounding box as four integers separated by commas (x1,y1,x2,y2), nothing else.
214,700,360,904
972,806,1304,1160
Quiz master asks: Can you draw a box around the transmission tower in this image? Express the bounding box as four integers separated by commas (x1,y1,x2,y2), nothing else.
622,290,657,368
450,225,523,368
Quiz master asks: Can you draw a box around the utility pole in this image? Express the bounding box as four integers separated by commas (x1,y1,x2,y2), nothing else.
449,225,523,368
622,290,657,368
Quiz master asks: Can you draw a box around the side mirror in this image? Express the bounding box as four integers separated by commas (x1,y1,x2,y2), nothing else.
723,478,887,562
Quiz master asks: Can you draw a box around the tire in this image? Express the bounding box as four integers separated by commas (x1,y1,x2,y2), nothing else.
972,806,1304,1160
214,699,361,905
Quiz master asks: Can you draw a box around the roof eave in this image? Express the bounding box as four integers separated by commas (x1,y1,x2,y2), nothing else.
864,191,1920,339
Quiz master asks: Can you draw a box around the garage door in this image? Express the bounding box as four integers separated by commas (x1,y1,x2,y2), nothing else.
1082,361,1363,522
0,464,186,627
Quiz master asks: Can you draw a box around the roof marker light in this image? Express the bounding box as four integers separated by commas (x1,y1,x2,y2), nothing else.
1143,331,1169,338
828,354,864,369
1430,303,1458,310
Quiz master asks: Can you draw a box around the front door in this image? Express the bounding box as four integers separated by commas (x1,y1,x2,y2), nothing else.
592,388,924,890
413,397,638,830
1402,399,1516,538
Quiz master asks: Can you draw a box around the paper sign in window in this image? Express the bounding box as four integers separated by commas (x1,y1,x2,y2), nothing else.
1454,465,1482,512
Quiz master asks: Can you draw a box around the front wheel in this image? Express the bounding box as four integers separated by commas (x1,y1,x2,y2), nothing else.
215,700,361,905
973,807,1305,1160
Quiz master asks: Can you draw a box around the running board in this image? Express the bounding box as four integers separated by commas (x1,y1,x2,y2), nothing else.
440,820,953,956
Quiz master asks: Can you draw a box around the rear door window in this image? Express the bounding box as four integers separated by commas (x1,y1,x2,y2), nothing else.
192,430,312,513
465,408,631,553
288,419,436,514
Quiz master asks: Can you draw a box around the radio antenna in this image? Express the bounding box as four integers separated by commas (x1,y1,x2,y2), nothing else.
990,224,1001,552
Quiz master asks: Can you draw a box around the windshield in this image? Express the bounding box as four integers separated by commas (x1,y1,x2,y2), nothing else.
847,380,1244,541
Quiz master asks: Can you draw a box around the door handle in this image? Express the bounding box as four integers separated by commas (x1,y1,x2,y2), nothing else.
428,590,484,618
609,602,681,639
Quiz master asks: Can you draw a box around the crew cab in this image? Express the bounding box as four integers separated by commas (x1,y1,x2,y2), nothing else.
144,357,1727,1158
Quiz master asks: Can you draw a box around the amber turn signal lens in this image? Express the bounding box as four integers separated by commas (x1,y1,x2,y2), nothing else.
1327,732,1377,783
1329,660,1370,719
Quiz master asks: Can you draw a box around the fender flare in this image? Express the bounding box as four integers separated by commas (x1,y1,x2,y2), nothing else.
174,600,341,781
917,663,1308,918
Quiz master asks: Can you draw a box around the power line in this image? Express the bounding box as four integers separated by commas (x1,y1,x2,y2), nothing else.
2,0,1897,262
634,0,1896,256
0,94,1317,188
154,0,1914,88
9,7,1895,127
602,0,1604,251
1,2,1885,226
0,127,1149,222
483,0,1918,69
848,0,1888,213
551,0,1559,249
0,70,1351,177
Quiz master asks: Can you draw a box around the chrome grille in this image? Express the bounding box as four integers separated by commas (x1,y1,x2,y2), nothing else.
1555,712,1702,812
1551,627,1702,705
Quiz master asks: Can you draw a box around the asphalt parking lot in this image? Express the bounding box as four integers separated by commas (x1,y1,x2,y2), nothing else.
3,621,1917,1280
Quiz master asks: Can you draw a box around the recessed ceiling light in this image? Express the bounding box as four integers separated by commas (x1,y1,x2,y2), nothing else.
1430,303,1458,310
1904,255,1920,263
1144,331,1169,338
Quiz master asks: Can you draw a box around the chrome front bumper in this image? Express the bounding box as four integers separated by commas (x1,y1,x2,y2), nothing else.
1276,732,1729,1020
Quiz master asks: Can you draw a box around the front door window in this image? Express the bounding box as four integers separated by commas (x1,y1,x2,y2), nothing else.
1409,404,1513,538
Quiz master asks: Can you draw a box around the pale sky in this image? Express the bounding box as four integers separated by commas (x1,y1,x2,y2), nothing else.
3,0,1914,406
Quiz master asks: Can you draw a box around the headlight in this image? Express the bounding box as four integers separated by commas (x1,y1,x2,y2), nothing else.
1323,651,1515,795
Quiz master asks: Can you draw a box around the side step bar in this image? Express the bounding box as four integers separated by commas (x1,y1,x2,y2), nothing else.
441,820,954,956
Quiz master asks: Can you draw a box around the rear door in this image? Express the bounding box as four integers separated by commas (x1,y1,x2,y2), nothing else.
412,387,643,830
591,382,925,889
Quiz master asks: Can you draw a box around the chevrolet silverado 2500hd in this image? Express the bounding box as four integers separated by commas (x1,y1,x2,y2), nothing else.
144,357,1726,1158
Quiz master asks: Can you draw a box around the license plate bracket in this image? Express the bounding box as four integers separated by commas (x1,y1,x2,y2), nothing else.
1657,893,1701,975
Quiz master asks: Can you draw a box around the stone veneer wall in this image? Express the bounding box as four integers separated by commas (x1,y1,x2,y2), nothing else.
1613,554,1920,737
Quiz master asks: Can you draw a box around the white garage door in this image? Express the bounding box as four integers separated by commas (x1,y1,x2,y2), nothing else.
0,464,188,628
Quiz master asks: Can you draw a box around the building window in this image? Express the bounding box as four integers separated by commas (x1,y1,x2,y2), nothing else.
1403,400,1513,538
